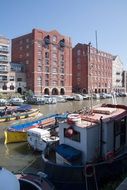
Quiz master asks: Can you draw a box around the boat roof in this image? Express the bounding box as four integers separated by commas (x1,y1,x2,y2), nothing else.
70,105,127,129
27,128,50,135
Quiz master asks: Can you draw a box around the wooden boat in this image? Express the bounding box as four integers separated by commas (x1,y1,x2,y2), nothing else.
0,167,55,190
4,114,58,144
0,105,40,123
41,104,127,190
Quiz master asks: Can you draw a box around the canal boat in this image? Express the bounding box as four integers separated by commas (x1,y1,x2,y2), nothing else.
0,167,55,190
4,114,58,144
0,105,40,123
41,104,127,190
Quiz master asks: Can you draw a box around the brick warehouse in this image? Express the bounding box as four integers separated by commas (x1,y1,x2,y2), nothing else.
12,28,72,95
72,43,113,94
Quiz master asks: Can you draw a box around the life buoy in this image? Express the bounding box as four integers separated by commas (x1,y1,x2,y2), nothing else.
65,127,74,137
85,164,94,177
67,114,81,124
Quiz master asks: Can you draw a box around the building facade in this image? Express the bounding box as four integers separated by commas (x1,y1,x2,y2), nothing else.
0,36,11,92
72,43,113,94
10,62,26,94
112,55,125,93
12,28,72,96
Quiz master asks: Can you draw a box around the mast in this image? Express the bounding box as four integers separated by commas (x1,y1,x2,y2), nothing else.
88,42,93,112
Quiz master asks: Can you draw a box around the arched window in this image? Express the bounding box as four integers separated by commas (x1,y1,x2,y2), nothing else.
2,84,7,90
10,85,14,90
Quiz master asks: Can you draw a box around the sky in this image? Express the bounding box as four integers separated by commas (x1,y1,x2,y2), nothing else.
1,0,127,68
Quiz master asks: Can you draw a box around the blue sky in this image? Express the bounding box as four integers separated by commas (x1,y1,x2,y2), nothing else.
1,0,127,67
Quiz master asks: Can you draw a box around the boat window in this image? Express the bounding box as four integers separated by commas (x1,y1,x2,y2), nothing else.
64,128,80,142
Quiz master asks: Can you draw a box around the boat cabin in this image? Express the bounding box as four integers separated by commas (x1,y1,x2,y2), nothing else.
27,128,59,151
57,105,127,164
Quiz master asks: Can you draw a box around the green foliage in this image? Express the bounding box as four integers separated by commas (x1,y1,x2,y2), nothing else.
24,90,34,98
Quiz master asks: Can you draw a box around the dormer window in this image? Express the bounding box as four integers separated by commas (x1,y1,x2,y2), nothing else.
59,39,65,47
44,35,50,45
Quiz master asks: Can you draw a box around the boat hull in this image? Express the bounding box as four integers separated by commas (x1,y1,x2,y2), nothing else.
0,108,40,123
4,116,56,144
4,131,27,144
41,152,127,190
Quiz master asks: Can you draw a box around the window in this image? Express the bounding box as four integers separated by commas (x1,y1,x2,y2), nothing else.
10,76,15,81
0,75,7,81
45,52,49,58
2,84,7,90
53,60,57,66
77,49,81,56
38,65,42,72
26,45,29,49
45,59,49,65
26,53,29,57
52,67,57,73
45,80,49,86
60,68,64,73
45,74,49,79
37,76,42,86
10,85,14,90
26,38,29,43
45,66,49,73
64,128,80,142
60,81,64,86
52,53,57,59
17,78,22,82
60,75,64,79
26,60,29,65
52,80,57,86
60,54,64,61
52,45,57,51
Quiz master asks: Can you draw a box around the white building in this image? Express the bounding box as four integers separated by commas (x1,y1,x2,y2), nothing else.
112,55,125,93
0,36,26,94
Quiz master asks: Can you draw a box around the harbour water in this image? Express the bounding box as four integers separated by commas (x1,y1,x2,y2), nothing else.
0,97,127,173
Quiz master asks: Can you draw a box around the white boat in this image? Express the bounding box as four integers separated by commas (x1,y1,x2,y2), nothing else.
9,97,24,106
73,94,84,101
0,99,8,106
55,95,66,103
41,104,127,189
44,95,57,104
27,127,59,151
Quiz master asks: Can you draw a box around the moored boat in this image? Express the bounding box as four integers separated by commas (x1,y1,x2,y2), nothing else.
41,104,127,190
4,114,58,144
8,97,25,106
0,105,40,123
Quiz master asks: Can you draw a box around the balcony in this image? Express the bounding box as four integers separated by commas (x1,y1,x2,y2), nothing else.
0,56,8,62
0,68,8,73
0,75,8,82
0,47,9,53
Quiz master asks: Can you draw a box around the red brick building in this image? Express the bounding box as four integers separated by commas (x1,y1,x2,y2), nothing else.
72,43,113,94
12,29,72,95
